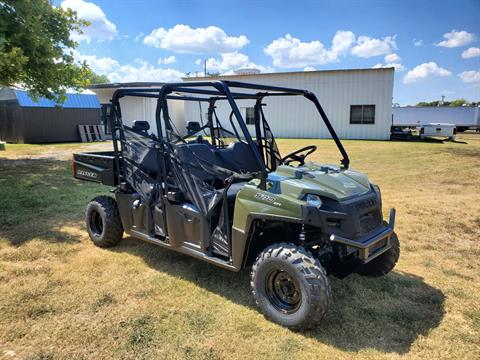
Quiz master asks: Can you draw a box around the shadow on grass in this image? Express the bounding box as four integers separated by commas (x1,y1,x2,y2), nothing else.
389,137,445,143
113,237,445,354
0,157,104,246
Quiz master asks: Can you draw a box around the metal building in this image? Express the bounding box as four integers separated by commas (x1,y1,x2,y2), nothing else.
88,82,185,136
392,106,480,131
0,88,101,143
184,68,394,140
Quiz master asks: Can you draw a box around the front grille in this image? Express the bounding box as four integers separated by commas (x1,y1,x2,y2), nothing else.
359,210,381,234
355,197,378,211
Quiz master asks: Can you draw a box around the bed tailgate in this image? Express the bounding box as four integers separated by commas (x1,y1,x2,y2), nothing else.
72,151,118,186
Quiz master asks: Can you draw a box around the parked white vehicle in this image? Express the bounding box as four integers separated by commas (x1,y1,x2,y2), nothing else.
419,123,457,140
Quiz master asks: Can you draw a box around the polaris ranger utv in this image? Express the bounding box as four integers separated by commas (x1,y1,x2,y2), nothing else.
73,81,399,330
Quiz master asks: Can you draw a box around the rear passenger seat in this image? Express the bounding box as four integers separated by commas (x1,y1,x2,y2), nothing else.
175,141,259,181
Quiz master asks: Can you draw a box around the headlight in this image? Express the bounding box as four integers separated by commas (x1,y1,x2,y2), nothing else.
304,194,323,208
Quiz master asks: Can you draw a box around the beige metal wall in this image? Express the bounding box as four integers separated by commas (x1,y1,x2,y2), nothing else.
185,68,394,140
93,88,185,136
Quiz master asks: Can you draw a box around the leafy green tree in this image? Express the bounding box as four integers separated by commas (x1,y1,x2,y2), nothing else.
449,98,467,107
85,72,110,85
416,99,471,107
416,101,439,107
0,0,91,100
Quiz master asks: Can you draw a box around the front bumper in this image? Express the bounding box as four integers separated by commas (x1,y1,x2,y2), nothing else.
330,208,395,264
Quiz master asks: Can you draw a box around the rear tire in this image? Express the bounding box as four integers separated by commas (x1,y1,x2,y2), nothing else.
357,232,400,277
85,196,123,248
251,243,331,331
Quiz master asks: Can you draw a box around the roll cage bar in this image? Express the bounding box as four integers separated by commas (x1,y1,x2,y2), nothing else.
109,80,350,188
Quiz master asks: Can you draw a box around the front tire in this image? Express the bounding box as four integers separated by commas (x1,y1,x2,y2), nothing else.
85,196,124,248
357,232,400,277
251,243,331,331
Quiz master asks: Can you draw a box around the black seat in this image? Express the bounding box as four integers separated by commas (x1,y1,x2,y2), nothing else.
217,142,259,173
175,143,220,182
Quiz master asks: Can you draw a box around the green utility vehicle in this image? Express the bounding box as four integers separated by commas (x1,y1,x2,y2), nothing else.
73,81,399,330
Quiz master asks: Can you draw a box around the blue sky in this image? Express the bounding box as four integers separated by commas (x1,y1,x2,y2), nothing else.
57,0,479,105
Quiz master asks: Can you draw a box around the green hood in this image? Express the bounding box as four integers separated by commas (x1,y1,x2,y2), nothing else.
267,162,371,201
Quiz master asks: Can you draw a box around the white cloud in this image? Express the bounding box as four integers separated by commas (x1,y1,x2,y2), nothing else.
461,47,480,59
264,31,397,68
61,0,117,43
264,34,337,68
134,32,144,42
143,24,249,53
436,30,476,48
74,51,120,72
413,39,423,47
158,56,177,65
459,70,480,84
351,35,397,58
372,62,404,71
372,53,403,71
204,51,273,74
331,30,355,54
385,53,401,63
304,66,316,71
75,52,183,82
403,62,451,83
205,51,249,71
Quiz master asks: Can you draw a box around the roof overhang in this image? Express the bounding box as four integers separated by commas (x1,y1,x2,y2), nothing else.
87,82,165,90
183,67,395,81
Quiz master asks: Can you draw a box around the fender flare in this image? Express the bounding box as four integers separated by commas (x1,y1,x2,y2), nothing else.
231,213,304,270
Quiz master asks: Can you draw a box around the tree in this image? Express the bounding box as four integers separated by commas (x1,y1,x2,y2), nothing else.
85,72,110,85
449,98,467,107
0,0,91,100
415,99,472,107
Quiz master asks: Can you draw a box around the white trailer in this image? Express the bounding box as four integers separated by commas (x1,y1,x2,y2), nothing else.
392,106,480,131
420,123,456,140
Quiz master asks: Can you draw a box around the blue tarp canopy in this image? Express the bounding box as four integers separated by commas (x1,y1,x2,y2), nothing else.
14,90,100,109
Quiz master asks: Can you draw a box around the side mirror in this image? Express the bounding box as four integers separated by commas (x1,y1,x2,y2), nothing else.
132,120,150,132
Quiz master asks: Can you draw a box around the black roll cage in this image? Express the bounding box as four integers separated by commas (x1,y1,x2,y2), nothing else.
109,80,350,189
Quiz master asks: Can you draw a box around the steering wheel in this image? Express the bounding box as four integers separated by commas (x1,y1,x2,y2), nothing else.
281,145,317,166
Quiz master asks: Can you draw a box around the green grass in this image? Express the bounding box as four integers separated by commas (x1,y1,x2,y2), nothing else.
0,135,479,359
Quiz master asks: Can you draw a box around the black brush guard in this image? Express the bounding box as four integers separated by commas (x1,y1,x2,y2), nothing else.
330,208,396,263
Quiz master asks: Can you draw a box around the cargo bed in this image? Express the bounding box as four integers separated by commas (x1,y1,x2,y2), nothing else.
72,151,118,186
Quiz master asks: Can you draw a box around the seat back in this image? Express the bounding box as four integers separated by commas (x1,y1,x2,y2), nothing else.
175,141,259,182
175,143,219,182
217,142,259,173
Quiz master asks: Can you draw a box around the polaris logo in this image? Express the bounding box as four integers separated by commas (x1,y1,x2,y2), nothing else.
77,169,98,179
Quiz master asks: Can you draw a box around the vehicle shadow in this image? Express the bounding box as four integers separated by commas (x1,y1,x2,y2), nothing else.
113,237,445,354
390,137,445,143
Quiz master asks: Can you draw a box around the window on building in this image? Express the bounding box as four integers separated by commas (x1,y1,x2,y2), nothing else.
350,105,375,124
245,107,255,125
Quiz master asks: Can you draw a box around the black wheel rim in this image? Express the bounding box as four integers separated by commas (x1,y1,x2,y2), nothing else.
266,269,302,314
89,210,104,236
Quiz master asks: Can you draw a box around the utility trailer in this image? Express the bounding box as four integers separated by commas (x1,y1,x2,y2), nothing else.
392,106,480,132
72,81,400,330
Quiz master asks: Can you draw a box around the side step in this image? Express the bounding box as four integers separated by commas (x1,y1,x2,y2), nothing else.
129,229,238,272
